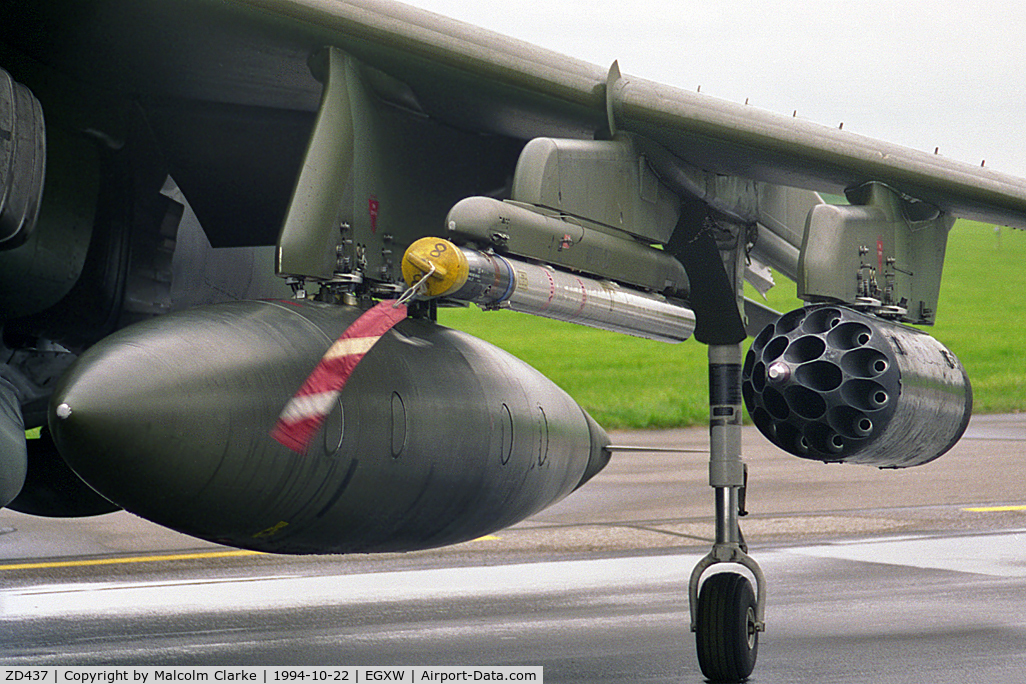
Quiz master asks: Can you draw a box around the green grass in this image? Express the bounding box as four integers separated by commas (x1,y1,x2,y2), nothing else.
440,306,712,428
440,221,1025,429
930,224,1026,413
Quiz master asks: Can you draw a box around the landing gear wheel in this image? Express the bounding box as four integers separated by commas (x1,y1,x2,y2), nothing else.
695,571,759,682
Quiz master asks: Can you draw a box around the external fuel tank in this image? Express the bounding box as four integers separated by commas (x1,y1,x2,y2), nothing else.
48,299,609,553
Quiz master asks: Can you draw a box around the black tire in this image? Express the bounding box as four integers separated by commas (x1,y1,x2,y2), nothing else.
695,571,759,682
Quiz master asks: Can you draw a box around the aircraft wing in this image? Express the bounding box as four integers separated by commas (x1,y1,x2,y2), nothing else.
237,0,1026,228
3,0,1025,251
284,0,1026,228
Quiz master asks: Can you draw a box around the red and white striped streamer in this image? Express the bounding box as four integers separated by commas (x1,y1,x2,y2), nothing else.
271,300,407,453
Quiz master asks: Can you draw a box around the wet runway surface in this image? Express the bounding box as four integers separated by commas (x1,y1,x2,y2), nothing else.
2,415,1024,682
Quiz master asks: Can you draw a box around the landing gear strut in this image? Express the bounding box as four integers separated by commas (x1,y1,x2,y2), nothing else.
690,343,766,682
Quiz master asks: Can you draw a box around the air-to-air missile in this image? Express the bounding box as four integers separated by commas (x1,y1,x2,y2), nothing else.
400,236,696,344
48,299,609,553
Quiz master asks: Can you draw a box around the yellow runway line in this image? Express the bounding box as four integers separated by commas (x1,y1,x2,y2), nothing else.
0,549,262,572
961,505,1026,513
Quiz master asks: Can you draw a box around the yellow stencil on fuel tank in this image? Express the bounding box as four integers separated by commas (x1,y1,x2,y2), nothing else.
253,520,290,538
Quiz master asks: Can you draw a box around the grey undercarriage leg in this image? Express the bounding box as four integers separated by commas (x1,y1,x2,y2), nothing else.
689,343,766,682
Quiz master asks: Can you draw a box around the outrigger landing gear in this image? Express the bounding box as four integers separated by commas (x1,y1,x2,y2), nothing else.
690,343,766,682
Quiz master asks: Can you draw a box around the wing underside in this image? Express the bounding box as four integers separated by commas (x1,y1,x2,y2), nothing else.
2,0,1024,249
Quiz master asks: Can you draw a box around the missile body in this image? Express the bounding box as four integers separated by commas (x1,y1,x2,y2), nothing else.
402,238,696,343
49,300,609,553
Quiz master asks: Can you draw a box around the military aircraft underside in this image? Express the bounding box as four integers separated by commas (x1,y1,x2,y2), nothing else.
1,1,1024,680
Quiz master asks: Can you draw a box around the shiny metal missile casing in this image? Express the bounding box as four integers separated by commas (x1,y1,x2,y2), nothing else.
402,238,697,343
742,305,972,468
48,299,610,554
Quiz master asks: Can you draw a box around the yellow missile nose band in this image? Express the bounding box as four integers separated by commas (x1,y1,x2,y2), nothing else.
401,237,470,298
